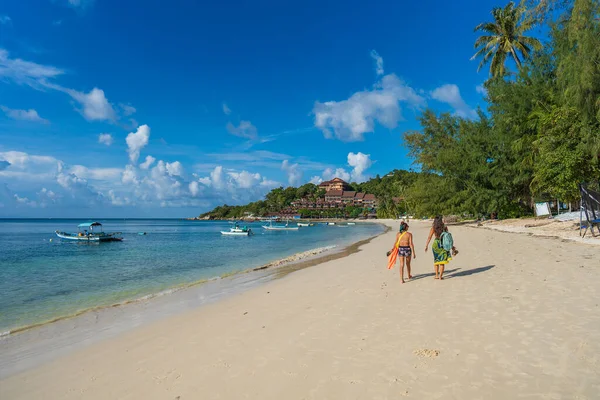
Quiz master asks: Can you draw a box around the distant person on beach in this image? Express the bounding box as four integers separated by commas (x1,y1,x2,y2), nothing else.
425,216,453,280
389,221,416,283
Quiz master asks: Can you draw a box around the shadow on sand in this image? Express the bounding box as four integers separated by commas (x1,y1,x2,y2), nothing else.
445,265,495,279
408,265,495,281
410,268,460,281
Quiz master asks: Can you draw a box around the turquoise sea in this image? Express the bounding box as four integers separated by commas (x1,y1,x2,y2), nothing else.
0,219,383,333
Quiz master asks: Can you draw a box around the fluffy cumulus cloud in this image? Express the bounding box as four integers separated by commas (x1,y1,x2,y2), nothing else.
309,176,323,185
196,166,280,203
98,133,113,146
0,105,49,124
222,103,231,115
431,84,477,119
165,161,184,177
189,181,200,197
226,120,258,139
281,160,302,187
66,87,116,121
0,148,283,214
315,152,373,184
476,84,487,96
139,155,156,170
126,124,150,163
347,152,372,182
322,167,351,182
370,50,384,75
313,74,425,142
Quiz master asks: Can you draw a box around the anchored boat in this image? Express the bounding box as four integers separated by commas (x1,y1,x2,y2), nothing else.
262,220,299,231
221,223,253,236
55,222,123,242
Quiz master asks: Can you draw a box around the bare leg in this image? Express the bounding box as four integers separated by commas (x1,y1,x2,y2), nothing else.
399,257,405,283
439,264,445,280
406,257,413,279
434,264,439,279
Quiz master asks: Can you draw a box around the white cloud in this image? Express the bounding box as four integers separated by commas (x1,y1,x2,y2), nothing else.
121,165,139,185
309,176,323,185
0,15,11,25
431,84,477,119
98,133,113,146
315,152,373,184
322,167,351,182
69,165,122,180
228,170,261,189
119,103,136,116
313,74,425,142
126,124,150,164
281,160,302,187
189,181,200,196
66,87,116,121
476,84,487,96
226,120,257,139
0,105,49,124
166,161,184,177
370,50,384,75
139,155,156,170
0,49,64,89
222,103,231,115
347,152,372,183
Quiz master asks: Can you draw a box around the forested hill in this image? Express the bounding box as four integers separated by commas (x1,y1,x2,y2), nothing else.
197,169,420,220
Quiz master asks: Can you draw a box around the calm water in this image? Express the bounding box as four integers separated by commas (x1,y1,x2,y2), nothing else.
0,219,383,332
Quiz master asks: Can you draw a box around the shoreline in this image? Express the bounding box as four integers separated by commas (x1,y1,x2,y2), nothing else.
0,222,388,379
2,219,599,398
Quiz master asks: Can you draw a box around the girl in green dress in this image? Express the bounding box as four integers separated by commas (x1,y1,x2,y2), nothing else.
425,216,452,280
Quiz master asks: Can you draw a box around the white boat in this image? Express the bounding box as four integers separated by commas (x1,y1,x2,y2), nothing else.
221,230,251,236
297,222,310,227
347,222,356,225
327,222,336,226
262,220,298,231
221,225,253,236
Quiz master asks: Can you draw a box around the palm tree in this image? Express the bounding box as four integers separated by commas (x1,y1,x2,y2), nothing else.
472,1,542,77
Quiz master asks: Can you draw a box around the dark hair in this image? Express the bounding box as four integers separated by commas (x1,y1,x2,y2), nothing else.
432,215,445,238
399,221,409,232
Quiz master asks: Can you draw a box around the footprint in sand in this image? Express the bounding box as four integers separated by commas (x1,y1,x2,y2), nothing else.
413,349,440,358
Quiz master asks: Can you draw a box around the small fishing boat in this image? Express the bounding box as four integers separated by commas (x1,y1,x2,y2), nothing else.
262,220,299,231
347,222,356,225
327,222,336,226
221,229,252,236
297,222,310,227
221,224,253,236
55,222,122,242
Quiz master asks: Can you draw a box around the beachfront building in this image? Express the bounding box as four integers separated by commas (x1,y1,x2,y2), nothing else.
319,178,350,192
290,190,378,216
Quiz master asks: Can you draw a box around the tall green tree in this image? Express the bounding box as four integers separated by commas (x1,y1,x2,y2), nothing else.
472,1,542,77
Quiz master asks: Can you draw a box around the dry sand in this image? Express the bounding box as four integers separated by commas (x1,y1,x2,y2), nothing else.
1,220,599,399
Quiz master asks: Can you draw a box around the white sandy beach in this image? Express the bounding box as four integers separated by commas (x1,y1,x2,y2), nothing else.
1,220,599,399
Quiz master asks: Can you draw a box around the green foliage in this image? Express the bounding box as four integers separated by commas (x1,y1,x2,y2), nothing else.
472,1,542,77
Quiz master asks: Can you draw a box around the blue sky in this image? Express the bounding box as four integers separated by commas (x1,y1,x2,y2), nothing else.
0,0,499,217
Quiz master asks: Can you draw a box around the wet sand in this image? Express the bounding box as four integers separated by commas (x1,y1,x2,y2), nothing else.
1,220,599,399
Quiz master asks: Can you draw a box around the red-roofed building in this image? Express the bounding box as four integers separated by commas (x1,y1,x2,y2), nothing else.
319,177,350,192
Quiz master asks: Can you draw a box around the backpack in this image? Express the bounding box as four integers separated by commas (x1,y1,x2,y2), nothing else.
440,231,453,251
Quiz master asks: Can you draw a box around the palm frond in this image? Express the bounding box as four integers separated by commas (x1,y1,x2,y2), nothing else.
518,36,543,50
